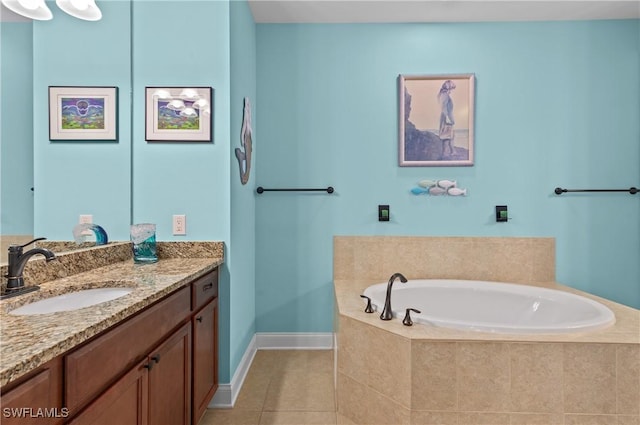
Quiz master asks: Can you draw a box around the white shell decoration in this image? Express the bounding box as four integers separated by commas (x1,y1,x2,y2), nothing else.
428,186,447,195
447,187,467,196
411,179,467,197
437,179,457,189
418,179,437,188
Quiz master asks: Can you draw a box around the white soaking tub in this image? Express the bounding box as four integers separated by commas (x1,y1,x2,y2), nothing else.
362,279,616,334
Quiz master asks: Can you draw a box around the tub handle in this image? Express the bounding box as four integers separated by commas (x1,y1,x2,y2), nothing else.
359,295,374,313
403,308,421,326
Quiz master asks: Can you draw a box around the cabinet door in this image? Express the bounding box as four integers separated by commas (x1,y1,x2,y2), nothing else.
192,298,218,425
148,323,191,425
67,359,148,425
0,358,64,425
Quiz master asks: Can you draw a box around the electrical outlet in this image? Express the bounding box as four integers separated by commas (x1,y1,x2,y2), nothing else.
173,215,186,235
79,214,93,235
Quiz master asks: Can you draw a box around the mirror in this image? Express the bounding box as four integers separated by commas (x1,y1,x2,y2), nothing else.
0,2,133,264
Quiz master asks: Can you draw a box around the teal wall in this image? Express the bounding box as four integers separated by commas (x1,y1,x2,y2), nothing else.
33,1,132,241
13,5,640,386
1,22,33,235
229,0,257,382
255,19,640,333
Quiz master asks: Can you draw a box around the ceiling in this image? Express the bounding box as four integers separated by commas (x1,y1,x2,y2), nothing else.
1,1,639,23
248,0,640,23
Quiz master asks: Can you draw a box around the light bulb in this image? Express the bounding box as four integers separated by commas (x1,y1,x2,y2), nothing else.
2,0,53,19
55,0,101,21
69,0,88,11
192,99,209,109
17,0,40,10
180,89,199,100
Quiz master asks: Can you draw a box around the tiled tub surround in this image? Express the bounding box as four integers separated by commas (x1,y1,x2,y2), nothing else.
334,236,640,425
0,241,224,387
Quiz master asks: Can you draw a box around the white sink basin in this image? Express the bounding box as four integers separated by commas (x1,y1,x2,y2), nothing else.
9,288,134,316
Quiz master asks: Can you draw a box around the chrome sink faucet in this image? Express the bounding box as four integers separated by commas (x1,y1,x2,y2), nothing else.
2,238,56,299
380,272,408,320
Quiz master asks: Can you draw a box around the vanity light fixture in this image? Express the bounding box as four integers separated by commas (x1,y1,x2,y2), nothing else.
1,0,102,20
179,88,200,100
56,0,102,21
180,107,198,117
167,99,186,110
1,0,53,20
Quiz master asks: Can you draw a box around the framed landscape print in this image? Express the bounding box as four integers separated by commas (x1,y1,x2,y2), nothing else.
49,86,118,141
145,87,213,142
399,74,475,166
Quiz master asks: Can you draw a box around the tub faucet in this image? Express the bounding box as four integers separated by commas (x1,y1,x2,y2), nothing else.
2,238,56,299
380,272,408,320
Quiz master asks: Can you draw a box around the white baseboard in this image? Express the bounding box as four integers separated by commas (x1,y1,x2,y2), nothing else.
208,332,334,408
209,334,257,408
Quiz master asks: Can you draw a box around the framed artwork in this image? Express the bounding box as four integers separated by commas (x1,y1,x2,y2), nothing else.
145,86,213,142
48,86,118,141
398,74,475,166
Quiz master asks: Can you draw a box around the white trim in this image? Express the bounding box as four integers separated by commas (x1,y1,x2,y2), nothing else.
209,334,257,408
208,332,334,408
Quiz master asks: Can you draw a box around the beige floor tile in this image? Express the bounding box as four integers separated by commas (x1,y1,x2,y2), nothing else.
233,372,272,411
259,411,337,425
336,412,358,425
263,369,336,412
199,408,261,425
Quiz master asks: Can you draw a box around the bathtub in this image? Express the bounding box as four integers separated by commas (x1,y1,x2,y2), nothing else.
362,279,616,334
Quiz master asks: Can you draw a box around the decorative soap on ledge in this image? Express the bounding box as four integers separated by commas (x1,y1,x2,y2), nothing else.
72,223,109,245
410,179,467,196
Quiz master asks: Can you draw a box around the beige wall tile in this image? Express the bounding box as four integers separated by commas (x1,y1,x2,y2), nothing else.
410,411,457,425
509,343,563,413
457,342,511,412
617,344,640,415
334,236,556,283
339,314,411,408
510,413,564,424
411,341,457,411
363,324,412,408
337,316,368,380
337,372,410,425
564,344,617,414
565,414,617,425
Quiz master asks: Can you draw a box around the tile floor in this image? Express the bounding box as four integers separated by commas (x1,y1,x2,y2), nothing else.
198,350,355,425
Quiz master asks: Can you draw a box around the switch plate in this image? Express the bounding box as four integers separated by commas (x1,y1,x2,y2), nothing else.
495,205,508,222
378,205,390,222
173,215,186,235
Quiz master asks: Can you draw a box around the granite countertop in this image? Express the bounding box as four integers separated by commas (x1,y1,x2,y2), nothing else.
0,242,224,387
335,279,640,345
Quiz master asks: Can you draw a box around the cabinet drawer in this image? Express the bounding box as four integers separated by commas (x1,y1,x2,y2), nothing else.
191,269,218,312
65,286,190,413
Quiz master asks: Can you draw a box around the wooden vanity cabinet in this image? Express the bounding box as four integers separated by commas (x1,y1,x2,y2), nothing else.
190,269,219,425
68,323,191,425
0,358,64,425
0,267,219,425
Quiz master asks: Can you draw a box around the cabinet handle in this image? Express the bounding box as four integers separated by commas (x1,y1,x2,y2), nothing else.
202,283,213,292
151,354,161,363
143,362,154,371
196,316,203,323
